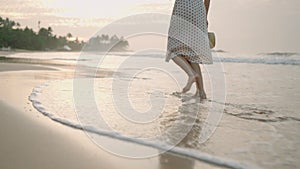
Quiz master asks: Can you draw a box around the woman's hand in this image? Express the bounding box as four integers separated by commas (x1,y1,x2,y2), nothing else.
204,0,210,28
204,0,210,15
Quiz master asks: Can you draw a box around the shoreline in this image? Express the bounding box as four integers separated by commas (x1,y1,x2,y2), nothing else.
0,61,228,169
1,55,299,169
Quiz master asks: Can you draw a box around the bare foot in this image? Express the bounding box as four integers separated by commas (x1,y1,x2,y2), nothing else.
182,75,199,93
194,90,207,99
199,91,207,99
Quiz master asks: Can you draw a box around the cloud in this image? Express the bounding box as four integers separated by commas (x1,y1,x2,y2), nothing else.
129,2,172,13
0,0,63,19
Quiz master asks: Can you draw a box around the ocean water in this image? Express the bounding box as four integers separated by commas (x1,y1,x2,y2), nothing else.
6,51,300,66
7,51,299,168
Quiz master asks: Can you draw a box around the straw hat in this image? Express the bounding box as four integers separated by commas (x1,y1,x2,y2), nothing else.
208,32,216,49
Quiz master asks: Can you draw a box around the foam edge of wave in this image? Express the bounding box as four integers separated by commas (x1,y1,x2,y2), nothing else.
28,81,262,169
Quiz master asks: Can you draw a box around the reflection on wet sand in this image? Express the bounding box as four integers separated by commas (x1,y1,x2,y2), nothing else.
160,153,195,169
159,95,204,169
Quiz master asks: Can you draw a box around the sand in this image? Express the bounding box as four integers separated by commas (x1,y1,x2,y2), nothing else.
0,63,111,169
0,62,225,169
0,53,299,169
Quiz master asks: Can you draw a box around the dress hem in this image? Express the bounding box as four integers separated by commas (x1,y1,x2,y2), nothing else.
165,52,213,64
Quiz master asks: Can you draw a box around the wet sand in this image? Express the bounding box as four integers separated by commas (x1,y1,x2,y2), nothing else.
0,62,227,169
0,54,299,169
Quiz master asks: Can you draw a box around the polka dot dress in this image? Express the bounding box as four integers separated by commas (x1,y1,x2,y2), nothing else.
166,0,213,64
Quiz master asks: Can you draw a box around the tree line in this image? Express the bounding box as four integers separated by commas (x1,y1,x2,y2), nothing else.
0,17,83,51
85,34,129,51
0,17,129,52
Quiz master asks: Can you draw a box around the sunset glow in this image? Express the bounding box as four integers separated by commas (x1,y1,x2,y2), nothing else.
0,0,299,53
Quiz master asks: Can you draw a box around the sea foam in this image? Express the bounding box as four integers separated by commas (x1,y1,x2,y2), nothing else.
29,80,261,169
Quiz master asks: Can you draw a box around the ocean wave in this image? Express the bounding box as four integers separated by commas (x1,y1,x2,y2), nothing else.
51,58,90,61
97,53,300,65
214,57,300,65
99,52,300,65
28,81,260,169
258,52,300,57
4,51,300,67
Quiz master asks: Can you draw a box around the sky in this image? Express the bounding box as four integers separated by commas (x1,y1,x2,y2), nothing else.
0,0,299,54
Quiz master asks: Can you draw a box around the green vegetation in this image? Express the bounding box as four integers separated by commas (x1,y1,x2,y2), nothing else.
85,34,129,51
0,17,83,51
0,17,130,52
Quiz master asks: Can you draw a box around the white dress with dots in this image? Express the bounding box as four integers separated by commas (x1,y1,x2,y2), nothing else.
166,0,213,64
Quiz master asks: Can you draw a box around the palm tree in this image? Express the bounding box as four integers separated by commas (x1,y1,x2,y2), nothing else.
47,27,53,35
67,33,72,40
100,34,106,43
38,21,41,29
110,34,119,44
1,18,16,29
0,17,3,27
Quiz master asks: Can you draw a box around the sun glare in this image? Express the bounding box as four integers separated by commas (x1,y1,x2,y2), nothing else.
40,0,163,19
42,1,120,18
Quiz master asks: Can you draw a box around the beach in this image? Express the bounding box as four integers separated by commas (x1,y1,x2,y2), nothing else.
0,52,226,169
0,51,299,169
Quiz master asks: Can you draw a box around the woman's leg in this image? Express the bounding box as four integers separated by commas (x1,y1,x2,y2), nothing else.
172,56,199,93
190,63,207,99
